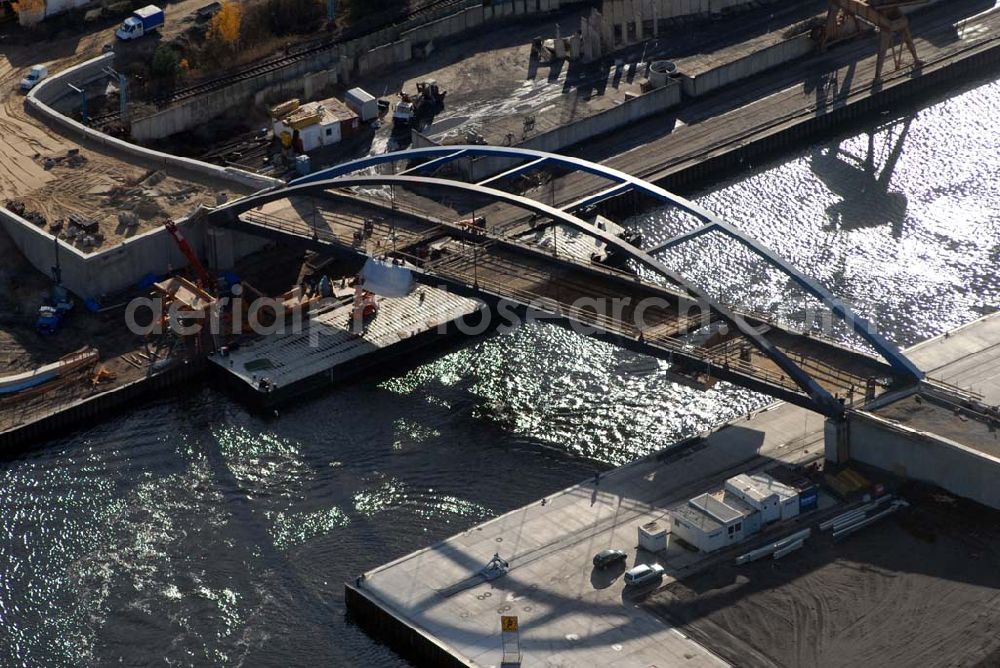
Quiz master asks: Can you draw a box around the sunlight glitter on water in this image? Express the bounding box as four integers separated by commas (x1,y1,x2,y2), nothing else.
1,74,997,668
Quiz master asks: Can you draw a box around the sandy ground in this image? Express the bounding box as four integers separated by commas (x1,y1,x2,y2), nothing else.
0,0,233,249
644,484,1000,667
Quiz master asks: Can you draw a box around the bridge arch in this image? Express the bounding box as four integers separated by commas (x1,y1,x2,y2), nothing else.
215,146,923,415
279,145,922,384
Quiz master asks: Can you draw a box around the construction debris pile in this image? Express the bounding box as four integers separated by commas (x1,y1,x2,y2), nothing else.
4,199,47,227
39,148,87,171
9,160,224,250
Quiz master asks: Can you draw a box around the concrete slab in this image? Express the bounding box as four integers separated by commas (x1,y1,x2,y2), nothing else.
874,392,1000,459
906,313,1000,402
351,312,1000,667
212,286,480,392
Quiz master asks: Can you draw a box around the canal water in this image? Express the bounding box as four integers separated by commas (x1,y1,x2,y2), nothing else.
2,76,998,666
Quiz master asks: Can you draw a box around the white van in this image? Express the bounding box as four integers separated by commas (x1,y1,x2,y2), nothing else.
20,65,48,92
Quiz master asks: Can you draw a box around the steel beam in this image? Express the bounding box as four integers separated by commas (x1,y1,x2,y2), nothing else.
214,173,843,416
477,157,549,186
398,149,470,176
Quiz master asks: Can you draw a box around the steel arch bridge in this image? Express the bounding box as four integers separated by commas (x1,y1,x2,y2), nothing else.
208,145,923,417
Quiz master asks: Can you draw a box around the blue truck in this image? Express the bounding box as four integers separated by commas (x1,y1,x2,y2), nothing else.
116,5,165,40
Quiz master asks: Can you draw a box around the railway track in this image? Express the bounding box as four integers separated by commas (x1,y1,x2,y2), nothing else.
91,0,478,127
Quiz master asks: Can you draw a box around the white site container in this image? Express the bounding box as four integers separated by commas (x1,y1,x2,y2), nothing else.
725,474,781,523
638,520,668,553
346,87,378,122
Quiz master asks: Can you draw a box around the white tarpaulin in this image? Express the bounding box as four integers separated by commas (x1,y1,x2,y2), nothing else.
359,258,415,297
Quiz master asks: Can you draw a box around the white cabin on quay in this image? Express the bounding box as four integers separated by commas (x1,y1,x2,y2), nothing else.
669,493,753,553
726,472,800,522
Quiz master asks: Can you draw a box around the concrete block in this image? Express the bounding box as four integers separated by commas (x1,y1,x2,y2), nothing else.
846,411,1000,511
568,33,581,59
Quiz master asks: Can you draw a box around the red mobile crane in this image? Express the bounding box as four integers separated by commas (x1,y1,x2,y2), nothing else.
163,220,213,289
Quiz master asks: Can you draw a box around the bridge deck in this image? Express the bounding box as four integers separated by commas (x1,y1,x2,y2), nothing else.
236,193,902,410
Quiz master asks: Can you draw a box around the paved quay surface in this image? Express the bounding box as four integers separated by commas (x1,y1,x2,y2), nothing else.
351,312,999,667
540,0,1000,205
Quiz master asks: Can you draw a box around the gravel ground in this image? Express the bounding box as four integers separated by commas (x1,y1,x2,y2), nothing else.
643,484,1000,667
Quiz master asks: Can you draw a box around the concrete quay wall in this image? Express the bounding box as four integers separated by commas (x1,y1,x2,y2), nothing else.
650,37,1000,193
679,34,815,98
345,584,473,668
26,54,282,192
0,358,205,453
835,408,1000,511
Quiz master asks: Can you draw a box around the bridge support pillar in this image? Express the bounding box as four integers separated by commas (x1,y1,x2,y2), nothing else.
206,226,237,271
824,417,850,464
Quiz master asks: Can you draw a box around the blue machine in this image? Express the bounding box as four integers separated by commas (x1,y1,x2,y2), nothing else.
799,487,819,512
294,154,312,177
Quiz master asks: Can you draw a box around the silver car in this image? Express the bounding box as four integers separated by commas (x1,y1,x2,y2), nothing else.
623,562,665,586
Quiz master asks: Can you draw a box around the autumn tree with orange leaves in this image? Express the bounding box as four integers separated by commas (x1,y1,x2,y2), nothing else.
208,1,243,50
13,0,45,26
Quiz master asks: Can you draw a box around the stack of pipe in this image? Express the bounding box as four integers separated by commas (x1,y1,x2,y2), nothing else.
819,495,908,541
735,528,812,565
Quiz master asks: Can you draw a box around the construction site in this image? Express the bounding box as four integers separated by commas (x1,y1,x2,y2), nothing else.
1,0,999,664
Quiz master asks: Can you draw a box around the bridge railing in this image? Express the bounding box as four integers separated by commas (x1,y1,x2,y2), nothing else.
421,241,806,395
237,206,809,397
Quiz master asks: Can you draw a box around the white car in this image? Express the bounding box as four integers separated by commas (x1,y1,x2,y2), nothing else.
623,563,665,587
19,65,48,92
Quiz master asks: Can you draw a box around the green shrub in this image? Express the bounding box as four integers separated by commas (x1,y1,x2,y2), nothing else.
151,45,180,78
